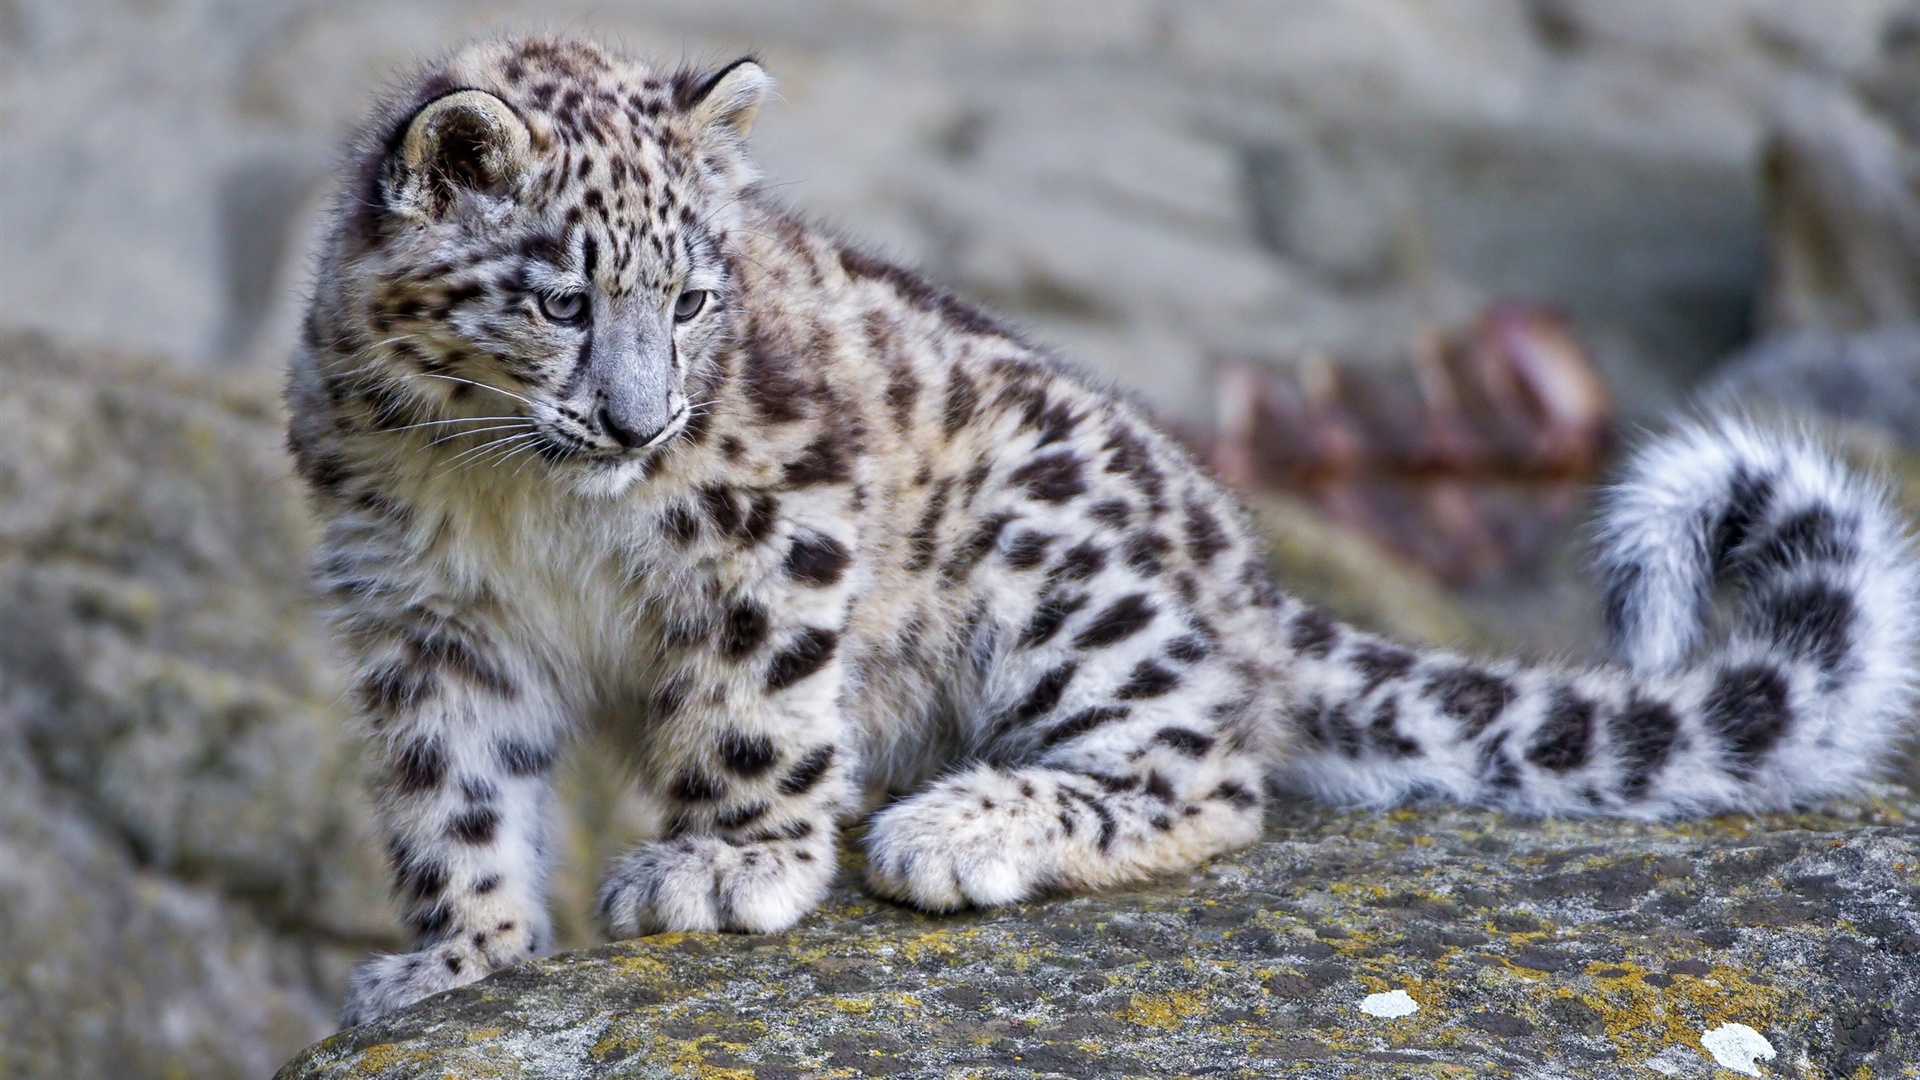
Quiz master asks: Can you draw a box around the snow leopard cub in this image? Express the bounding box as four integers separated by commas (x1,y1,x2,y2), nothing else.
286,37,1920,1026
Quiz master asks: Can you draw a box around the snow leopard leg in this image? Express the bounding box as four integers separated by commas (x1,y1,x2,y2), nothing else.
864,600,1269,911
591,649,851,936
595,506,857,936
336,606,570,1027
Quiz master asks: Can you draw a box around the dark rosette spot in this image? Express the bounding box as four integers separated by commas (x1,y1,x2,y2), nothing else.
766,628,840,690
1041,705,1131,747
782,435,851,487
1153,726,1214,757
941,512,1017,582
1747,505,1857,574
1165,631,1213,663
1367,698,1421,757
1124,530,1173,575
1003,530,1054,570
397,857,449,902
1710,468,1775,573
1183,500,1231,564
1019,590,1090,649
1052,540,1108,583
1424,666,1516,736
719,602,770,658
1116,660,1181,701
785,531,851,587
495,738,555,777
943,369,981,437
779,745,836,795
1760,580,1855,673
392,737,449,792
1610,695,1679,799
1072,593,1156,649
1349,641,1415,693
1287,607,1339,659
447,806,501,845
673,768,725,803
996,661,1079,732
719,731,779,776
1010,452,1087,504
1527,688,1596,773
1702,664,1793,775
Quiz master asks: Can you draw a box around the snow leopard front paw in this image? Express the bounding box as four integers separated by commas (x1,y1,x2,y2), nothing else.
862,766,1062,912
595,833,834,937
339,941,487,1028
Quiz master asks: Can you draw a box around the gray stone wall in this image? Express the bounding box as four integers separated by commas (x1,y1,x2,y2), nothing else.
4,0,1909,422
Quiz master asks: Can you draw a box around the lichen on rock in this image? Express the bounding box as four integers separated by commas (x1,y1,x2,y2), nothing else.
277,796,1920,1078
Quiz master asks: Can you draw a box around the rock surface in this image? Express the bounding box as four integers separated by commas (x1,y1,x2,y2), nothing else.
0,333,359,1078
276,796,1920,1079
1761,5,1920,334
6,0,1914,420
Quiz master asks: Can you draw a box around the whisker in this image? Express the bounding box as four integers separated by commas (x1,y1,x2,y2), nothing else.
382,415,529,434
501,440,552,478
426,422,537,447
432,437,540,483
494,432,560,473
443,431,542,470
409,372,538,406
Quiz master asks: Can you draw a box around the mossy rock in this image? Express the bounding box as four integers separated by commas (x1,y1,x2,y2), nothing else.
277,794,1920,1078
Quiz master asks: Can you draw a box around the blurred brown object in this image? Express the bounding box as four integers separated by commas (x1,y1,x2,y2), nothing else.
1211,305,1614,585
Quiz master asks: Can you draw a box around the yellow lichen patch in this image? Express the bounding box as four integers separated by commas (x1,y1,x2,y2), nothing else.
432,1052,517,1079
1246,909,1308,934
344,1042,438,1076
899,927,970,962
342,1042,519,1079
1325,880,1392,902
608,952,669,979
781,938,848,966
830,996,876,1016
1463,954,1555,983
1120,989,1208,1029
999,943,1052,973
1581,958,1789,1058
618,1030,758,1080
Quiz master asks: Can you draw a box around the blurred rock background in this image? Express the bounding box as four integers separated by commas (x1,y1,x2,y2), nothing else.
4,1,1920,1076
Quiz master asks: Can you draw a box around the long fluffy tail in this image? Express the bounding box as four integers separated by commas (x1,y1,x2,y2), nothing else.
1272,416,1919,818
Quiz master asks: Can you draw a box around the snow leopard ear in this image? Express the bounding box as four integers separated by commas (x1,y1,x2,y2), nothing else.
679,58,772,139
387,89,532,220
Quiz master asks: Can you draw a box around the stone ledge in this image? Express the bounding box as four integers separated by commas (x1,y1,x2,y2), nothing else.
276,795,1920,1078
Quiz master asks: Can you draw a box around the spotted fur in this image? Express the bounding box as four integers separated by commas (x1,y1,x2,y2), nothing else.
288,38,1920,1028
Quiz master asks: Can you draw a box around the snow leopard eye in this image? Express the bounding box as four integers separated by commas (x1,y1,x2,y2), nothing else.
673,289,709,323
539,291,587,324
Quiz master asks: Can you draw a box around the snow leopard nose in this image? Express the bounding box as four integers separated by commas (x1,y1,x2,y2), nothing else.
581,307,674,449
593,399,659,449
